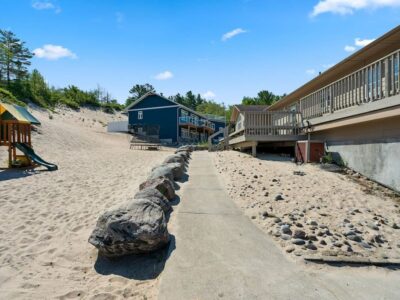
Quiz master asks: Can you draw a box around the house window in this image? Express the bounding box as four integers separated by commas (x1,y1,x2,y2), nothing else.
181,110,188,116
138,111,143,120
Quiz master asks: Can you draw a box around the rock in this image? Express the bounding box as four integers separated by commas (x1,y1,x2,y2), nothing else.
251,215,256,219
275,194,284,201
306,243,317,250
320,240,327,246
274,217,282,223
280,224,292,235
253,175,258,179
261,211,269,218
148,165,174,181
333,241,343,247
293,171,306,176
88,199,169,257
373,234,385,244
272,179,278,182
286,246,295,253
264,192,269,197
392,223,400,229
281,234,292,241
367,221,379,231
163,154,185,165
360,242,372,249
133,188,172,213
139,176,176,201
292,239,306,245
306,234,318,241
152,163,184,181
346,234,362,243
307,220,318,226
293,230,306,239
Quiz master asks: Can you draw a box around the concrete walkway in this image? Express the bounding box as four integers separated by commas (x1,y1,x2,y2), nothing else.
158,152,400,300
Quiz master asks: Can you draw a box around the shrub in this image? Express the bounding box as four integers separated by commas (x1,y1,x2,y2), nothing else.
0,87,27,106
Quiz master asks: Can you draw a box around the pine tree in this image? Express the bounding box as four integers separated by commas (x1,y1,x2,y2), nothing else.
0,30,33,86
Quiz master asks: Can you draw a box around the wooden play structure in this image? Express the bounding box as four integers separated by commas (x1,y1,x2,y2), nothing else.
0,103,57,170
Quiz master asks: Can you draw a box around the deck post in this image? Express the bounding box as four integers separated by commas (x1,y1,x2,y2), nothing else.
251,142,258,157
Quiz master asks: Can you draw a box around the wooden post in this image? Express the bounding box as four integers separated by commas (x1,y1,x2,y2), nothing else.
307,132,311,163
251,142,257,157
8,124,12,167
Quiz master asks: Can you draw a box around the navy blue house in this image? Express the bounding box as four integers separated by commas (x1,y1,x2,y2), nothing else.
124,93,226,144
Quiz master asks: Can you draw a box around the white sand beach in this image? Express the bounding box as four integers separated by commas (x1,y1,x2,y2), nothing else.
0,107,172,299
214,151,400,260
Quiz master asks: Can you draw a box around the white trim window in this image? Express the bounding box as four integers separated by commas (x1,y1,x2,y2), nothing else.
138,111,143,120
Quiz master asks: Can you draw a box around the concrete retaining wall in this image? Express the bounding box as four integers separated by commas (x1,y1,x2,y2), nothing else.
312,115,400,192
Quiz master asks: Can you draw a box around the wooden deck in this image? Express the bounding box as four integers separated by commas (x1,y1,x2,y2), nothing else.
229,111,304,149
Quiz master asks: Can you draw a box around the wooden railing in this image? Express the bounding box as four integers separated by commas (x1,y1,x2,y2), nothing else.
299,49,400,120
230,111,302,137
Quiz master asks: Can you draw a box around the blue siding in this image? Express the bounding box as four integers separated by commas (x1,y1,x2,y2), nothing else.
129,107,178,142
127,94,226,144
132,95,176,110
213,120,226,132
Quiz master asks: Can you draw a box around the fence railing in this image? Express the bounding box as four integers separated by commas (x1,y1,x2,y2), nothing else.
179,116,215,130
299,49,400,120
230,111,302,137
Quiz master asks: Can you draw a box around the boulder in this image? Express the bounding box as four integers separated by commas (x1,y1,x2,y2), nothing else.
88,199,169,257
139,176,176,200
152,163,185,181
148,165,174,181
174,149,190,159
163,154,185,165
133,188,172,213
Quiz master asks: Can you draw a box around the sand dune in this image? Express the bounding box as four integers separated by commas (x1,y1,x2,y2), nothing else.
0,107,171,299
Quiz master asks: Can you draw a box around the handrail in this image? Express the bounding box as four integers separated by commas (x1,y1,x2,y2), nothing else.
230,111,302,137
179,116,215,130
298,48,400,120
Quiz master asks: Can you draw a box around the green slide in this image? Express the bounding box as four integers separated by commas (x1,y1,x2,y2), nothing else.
15,143,58,171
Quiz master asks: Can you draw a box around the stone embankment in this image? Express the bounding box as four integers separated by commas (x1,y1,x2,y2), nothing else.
89,146,192,257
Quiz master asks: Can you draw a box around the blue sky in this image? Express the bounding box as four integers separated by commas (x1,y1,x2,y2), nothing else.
1,0,400,105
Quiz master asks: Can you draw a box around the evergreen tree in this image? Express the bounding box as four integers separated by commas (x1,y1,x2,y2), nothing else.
125,83,155,107
0,30,33,86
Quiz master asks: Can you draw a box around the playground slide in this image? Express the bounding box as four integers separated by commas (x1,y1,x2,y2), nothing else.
15,143,58,171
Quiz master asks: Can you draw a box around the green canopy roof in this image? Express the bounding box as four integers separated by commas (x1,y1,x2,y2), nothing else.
0,103,41,125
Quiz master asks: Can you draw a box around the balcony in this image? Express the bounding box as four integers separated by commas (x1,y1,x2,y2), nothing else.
229,111,303,145
297,49,400,123
179,116,215,132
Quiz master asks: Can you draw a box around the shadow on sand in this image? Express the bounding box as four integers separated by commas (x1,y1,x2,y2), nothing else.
256,153,293,162
0,168,43,181
94,235,176,280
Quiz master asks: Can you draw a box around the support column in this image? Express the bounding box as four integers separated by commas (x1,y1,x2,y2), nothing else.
252,142,258,157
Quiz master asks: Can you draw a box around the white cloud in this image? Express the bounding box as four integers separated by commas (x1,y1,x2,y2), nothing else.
202,91,216,100
222,28,247,41
306,69,317,75
310,0,400,17
154,71,173,80
33,44,77,60
355,37,375,46
32,1,61,13
344,45,356,52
